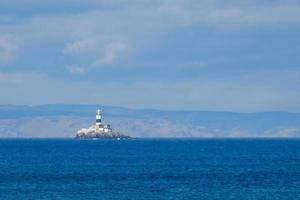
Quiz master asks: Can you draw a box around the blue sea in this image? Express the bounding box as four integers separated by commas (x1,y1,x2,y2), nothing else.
0,139,300,200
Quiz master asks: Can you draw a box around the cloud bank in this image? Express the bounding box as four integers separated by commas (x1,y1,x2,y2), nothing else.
0,0,299,111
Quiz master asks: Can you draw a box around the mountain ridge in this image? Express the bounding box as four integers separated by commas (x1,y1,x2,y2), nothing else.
0,104,300,138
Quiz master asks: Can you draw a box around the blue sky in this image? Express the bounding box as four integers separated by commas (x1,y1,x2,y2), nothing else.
0,0,300,111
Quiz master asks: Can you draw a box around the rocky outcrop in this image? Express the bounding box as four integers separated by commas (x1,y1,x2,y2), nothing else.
75,123,130,139
75,131,130,139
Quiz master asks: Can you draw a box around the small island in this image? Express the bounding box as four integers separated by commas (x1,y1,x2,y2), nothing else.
75,109,130,139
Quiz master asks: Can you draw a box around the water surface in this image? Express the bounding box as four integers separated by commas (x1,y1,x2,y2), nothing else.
0,139,300,199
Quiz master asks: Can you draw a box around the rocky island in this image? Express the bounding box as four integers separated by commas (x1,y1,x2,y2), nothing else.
75,109,130,139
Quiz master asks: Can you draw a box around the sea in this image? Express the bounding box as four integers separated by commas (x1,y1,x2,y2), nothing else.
0,139,300,200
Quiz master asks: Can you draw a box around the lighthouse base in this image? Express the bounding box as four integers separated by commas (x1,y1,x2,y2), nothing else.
76,124,130,139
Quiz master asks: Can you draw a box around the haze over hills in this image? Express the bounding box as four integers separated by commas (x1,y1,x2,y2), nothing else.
0,104,300,138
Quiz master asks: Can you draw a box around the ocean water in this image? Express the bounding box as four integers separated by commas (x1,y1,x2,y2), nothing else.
0,139,300,200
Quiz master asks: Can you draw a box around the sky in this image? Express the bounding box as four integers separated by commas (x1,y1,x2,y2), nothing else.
0,0,300,112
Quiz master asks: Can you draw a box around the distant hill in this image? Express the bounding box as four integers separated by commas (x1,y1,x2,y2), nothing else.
0,104,300,138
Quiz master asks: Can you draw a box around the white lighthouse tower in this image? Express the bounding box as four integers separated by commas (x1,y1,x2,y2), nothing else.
96,108,102,126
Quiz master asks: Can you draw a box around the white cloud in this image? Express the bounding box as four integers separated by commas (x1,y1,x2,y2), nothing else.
66,65,86,75
3,1,299,72
207,5,300,27
0,35,17,64
63,40,129,74
96,40,129,65
63,39,96,54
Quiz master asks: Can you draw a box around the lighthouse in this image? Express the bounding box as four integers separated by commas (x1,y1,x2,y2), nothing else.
96,109,102,126
76,108,130,139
